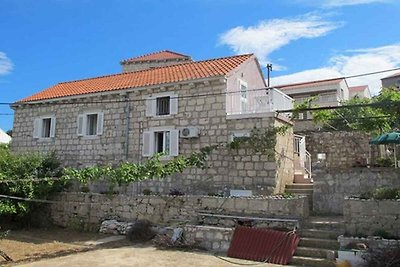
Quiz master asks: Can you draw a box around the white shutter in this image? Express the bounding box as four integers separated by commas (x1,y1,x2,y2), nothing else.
49,117,56,138
170,94,178,115
169,129,179,156
33,118,40,139
145,97,155,117
142,131,154,157
77,114,85,136
96,112,104,135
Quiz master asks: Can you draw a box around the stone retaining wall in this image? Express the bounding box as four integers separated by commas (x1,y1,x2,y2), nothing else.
313,168,400,214
50,193,309,231
338,235,400,251
184,225,233,252
343,198,400,237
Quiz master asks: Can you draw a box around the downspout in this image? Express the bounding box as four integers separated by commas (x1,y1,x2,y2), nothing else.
124,95,131,160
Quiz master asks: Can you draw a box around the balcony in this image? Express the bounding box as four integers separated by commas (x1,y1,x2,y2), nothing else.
226,88,294,118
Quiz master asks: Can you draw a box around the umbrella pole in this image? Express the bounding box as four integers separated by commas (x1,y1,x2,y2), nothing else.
395,145,397,169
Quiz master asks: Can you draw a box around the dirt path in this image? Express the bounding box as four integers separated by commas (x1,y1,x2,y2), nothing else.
14,246,283,267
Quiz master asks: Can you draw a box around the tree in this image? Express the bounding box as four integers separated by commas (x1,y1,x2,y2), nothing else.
310,87,400,135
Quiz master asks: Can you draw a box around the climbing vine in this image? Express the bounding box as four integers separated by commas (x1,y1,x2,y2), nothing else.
228,126,288,158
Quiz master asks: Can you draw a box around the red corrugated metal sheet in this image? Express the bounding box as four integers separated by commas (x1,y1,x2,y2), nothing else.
227,226,300,265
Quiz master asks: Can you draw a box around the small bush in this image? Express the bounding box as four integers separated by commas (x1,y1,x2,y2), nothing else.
142,188,152,196
372,229,392,239
169,189,184,196
126,220,156,243
362,245,400,267
372,187,399,200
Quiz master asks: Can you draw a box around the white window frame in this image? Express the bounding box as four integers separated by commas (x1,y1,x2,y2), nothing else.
145,92,178,117
142,127,179,157
77,111,104,137
33,115,56,139
239,79,248,113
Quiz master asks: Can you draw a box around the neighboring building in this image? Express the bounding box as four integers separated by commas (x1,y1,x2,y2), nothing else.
11,51,296,195
381,72,400,89
348,85,371,99
274,78,350,131
0,128,11,144
120,50,192,73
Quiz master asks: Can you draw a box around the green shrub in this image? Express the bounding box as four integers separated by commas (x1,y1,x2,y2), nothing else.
0,148,68,225
372,229,392,239
372,187,399,200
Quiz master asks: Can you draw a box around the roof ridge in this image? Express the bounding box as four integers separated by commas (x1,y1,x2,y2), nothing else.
59,54,253,85
121,49,191,63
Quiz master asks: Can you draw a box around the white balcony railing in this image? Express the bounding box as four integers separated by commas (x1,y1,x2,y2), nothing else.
226,88,294,117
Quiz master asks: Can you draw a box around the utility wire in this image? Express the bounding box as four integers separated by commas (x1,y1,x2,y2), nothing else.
1,67,399,106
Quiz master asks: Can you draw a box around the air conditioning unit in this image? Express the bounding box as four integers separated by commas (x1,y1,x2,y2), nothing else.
180,127,200,138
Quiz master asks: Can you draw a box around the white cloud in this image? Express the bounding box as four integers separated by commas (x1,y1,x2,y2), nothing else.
271,44,400,95
0,52,13,75
219,14,341,68
323,0,390,7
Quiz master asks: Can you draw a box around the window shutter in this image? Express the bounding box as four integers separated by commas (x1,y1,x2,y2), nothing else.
33,118,40,139
145,97,155,117
169,129,179,156
77,114,85,136
97,112,104,135
50,117,56,138
170,94,178,115
142,131,154,157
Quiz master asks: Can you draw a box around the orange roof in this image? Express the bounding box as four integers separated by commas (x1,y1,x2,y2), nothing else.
275,77,344,90
349,85,368,92
19,54,252,103
121,50,191,64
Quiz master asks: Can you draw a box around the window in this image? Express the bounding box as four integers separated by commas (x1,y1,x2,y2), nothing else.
77,112,104,136
146,93,178,117
230,131,250,142
142,129,179,157
156,97,170,115
239,80,248,112
33,116,56,139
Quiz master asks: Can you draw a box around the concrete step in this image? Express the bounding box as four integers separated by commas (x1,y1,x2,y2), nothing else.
295,246,337,260
286,184,314,190
303,217,345,233
285,188,313,194
299,237,340,250
290,256,336,267
299,229,339,240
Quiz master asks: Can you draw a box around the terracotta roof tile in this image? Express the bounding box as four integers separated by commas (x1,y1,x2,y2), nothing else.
274,77,344,90
19,54,252,103
121,50,191,64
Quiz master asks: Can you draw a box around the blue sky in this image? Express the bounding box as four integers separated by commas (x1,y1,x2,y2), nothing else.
1,0,400,131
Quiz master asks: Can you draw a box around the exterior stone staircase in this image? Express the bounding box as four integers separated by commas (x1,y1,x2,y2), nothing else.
289,216,345,267
285,183,314,210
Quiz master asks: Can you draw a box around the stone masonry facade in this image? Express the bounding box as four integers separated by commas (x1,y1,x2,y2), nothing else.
344,197,400,237
49,192,309,231
313,168,400,214
12,59,294,195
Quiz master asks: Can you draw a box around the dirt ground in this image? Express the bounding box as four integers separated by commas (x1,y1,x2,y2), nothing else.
0,228,124,266
0,228,283,267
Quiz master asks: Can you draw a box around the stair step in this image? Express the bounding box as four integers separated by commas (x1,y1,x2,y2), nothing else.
286,184,314,190
299,237,340,250
285,188,313,194
299,229,339,240
290,256,336,267
303,217,345,232
295,246,337,260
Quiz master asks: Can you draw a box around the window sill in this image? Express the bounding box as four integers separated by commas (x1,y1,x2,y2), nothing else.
35,137,54,142
80,135,101,139
153,114,173,119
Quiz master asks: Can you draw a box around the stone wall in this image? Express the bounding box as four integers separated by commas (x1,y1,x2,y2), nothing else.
184,225,233,252
343,197,400,237
313,168,400,214
12,60,294,195
297,130,379,169
49,193,309,231
338,235,400,251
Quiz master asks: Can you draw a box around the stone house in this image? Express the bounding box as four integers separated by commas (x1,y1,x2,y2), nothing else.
348,85,371,99
381,71,400,89
11,50,296,195
274,78,350,131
